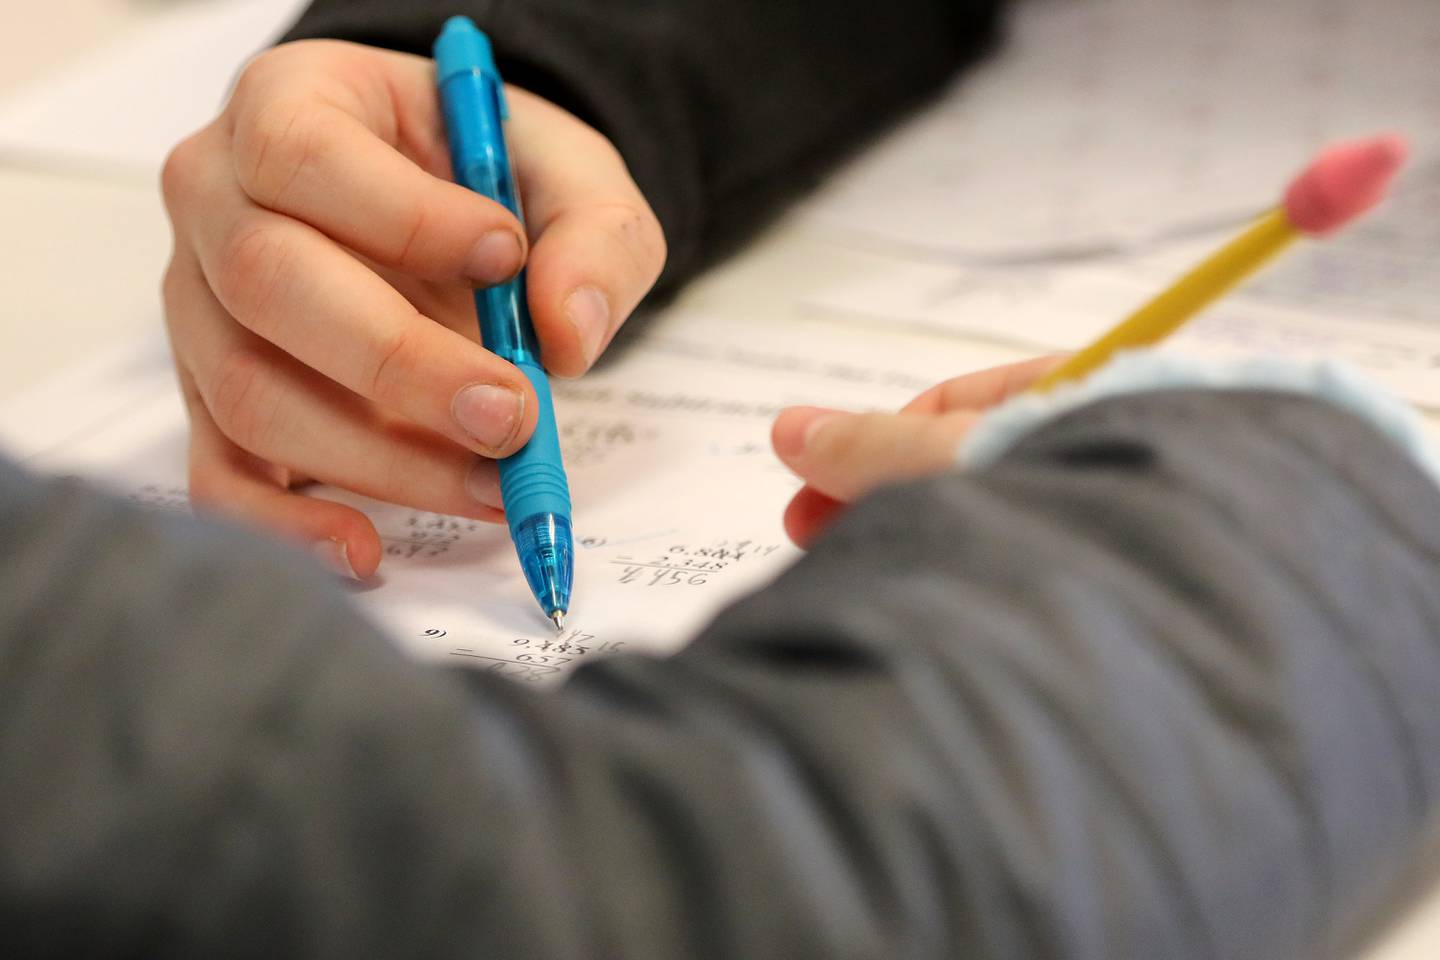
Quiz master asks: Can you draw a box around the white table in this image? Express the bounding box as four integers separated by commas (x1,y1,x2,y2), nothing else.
0,0,173,400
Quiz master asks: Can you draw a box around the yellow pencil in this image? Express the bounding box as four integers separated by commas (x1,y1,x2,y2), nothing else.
1030,134,1409,394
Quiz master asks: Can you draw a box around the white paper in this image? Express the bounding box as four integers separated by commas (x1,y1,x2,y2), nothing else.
800,0,1440,260
0,311,1002,684
0,0,310,174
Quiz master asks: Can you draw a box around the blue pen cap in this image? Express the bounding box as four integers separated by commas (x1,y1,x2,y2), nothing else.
434,17,503,95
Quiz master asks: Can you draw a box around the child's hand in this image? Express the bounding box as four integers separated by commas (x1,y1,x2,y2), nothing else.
772,356,1063,547
160,41,665,577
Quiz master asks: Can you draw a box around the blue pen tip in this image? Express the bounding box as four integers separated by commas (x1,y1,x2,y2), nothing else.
513,514,574,626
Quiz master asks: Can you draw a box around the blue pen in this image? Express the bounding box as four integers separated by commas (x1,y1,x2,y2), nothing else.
435,16,573,630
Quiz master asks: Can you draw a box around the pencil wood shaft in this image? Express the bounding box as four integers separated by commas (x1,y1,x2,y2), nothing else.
1032,209,1298,392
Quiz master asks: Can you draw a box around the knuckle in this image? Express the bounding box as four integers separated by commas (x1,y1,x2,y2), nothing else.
159,133,206,212
633,208,668,282
206,348,281,452
598,201,667,289
389,200,430,267
582,133,667,279
216,222,292,328
231,50,276,104
804,416,851,463
160,260,187,316
585,130,626,169
367,322,421,400
377,445,413,504
232,41,358,111
231,43,313,101
936,377,975,411
234,94,326,208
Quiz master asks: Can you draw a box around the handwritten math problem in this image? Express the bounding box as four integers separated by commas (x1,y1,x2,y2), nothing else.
381,512,489,560
613,539,784,587
445,628,631,683
559,417,658,468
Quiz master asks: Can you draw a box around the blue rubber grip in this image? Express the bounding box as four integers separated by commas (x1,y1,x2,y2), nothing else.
499,361,571,534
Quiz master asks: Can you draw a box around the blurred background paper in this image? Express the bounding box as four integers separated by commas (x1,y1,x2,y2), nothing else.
800,0,1440,260
0,0,309,175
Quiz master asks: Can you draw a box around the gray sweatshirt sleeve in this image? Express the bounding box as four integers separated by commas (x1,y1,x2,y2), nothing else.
3,388,1440,959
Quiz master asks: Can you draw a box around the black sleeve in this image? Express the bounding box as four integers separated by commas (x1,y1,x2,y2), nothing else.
277,0,1005,294
5,389,1440,959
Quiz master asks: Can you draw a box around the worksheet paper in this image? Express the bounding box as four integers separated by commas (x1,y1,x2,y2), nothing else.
801,0,1440,260
0,313,1000,684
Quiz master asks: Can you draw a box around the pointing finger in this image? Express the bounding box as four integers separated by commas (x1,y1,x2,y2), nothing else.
172,135,538,458
226,43,527,286
901,354,1067,415
773,406,980,503
166,250,507,524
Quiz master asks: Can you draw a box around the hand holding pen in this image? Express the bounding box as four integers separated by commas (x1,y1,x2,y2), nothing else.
159,36,664,580
435,17,578,625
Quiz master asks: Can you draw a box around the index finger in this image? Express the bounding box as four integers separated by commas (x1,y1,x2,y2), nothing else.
227,42,526,286
901,355,1068,416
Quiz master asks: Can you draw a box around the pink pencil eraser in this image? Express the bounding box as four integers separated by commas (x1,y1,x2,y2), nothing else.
1283,134,1410,236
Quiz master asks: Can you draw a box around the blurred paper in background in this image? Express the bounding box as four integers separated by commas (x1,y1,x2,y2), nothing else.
0,0,309,175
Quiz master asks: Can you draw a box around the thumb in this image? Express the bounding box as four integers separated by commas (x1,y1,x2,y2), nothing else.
772,406,980,503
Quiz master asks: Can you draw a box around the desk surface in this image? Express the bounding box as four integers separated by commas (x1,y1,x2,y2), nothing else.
3,5,1440,958
0,0,175,401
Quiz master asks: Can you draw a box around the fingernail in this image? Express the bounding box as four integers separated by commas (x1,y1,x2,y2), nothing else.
453,383,524,452
564,285,611,368
465,230,524,286
775,407,840,460
465,461,504,509
802,413,841,454
312,538,360,580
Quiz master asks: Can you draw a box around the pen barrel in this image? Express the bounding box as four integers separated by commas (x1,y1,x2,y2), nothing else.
499,361,572,530
473,273,541,360
439,70,514,211
443,62,540,360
